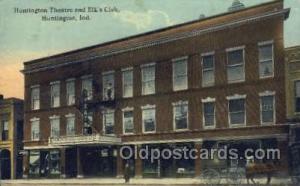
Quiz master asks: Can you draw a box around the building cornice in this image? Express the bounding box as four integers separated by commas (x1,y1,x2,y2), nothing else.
22,8,290,74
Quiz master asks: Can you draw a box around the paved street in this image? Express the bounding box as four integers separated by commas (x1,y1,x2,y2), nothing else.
0,178,294,186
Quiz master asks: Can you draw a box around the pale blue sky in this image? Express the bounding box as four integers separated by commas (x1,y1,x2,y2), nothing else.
0,0,299,98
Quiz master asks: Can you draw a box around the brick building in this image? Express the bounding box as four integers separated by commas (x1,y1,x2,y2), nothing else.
0,95,24,179
22,0,290,179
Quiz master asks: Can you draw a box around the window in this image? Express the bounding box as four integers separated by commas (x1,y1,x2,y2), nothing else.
31,86,40,110
102,72,115,100
141,64,155,95
260,94,275,124
123,108,134,134
228,96,246,126
173,101,188,130
142,105,156,133
49,150,61,174
259,42,274,78
50,116,60,138
227,47,245,82
31,118,40,141
66,114,75,136
29,151,40,175
202,54,215,86
66,79,75,105
82,76,93,100
173,57,188,91
103,110,114,135
1,120,9,141
202,98,215,128
122,68,133,98
295,81,300,113
50,82,60,108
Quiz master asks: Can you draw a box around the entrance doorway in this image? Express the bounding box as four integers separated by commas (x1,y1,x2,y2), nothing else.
0,149,11,179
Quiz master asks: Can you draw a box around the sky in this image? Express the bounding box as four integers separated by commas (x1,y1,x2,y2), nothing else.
0,0,299,99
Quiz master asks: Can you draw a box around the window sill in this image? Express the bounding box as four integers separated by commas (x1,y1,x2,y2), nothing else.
259,75,274,79
174,129,189,132
227,79,245,84
143,131,156,134
229,124,246,128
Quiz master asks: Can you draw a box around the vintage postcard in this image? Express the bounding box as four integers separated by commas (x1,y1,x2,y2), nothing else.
0,0,300,185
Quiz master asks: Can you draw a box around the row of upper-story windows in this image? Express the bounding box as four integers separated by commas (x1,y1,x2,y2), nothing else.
29,91,275,140
30,41,274,110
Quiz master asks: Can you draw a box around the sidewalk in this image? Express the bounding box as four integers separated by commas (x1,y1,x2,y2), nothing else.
0,177,293,186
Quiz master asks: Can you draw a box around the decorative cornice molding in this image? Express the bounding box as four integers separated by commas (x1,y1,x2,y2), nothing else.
23,9,289,74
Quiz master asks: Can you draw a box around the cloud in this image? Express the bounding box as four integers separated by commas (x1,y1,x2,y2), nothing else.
113,10,175,31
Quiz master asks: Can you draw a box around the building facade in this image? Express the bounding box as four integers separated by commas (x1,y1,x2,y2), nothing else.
22,0,290,179
0,95,24,179
286,46,300,121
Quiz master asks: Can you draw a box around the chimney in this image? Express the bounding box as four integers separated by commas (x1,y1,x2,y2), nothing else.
228,0,245,12
0,94,3,100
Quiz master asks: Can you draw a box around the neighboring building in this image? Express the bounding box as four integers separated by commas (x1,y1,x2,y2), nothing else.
286,46,300,121
21,0,290,179
0,95,24,179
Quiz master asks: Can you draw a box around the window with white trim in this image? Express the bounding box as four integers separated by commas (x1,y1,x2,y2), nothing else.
260,95,275,124
203,102,215,128
123,109,134,134
122,68,133,98
173,57,188,91
66,80,75,106
202,55,214,86
227,48,244,82
66,115,75,136
259,42,273,78
50,82,60,108
141,64,155,95
295,81,300,113
31,86,40,110
228,98,245,126
103,72,115,100
1,120,9,141
103,111,114,135
31,118,40,141
173,101,188,130
82,77,93,100
142,106,156,133
50,117,60,138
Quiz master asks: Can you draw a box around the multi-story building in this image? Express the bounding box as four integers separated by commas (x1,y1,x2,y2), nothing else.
22,0,290,179
0,95,24,179
286,46,300,121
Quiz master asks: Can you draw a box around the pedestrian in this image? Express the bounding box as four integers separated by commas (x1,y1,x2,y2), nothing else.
124,162,130,183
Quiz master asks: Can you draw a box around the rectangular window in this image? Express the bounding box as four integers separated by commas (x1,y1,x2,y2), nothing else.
173,101,188,130
31,119,40,141
202,54,214,86
141,64,155,95
66,115,75,136
142,106,156,133
1,120,9,141
103,111,114,135
295,81,300,113
31,86,40,110
82,77,93,100
259,42,273,78
102,72,115,100
50,117,60,138
66,80,75,106
49,150,61,174
229,98,245,126
29,151,40,175
173,57,188,91
260,95,275,124
50,82,60,108
122,68,133,98
227,48,244,82
203,102,215,128
123,110,134,134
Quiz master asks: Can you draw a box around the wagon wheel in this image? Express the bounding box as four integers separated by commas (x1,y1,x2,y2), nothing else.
227,171,244,184
250,173,272,185
201,169,221,184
